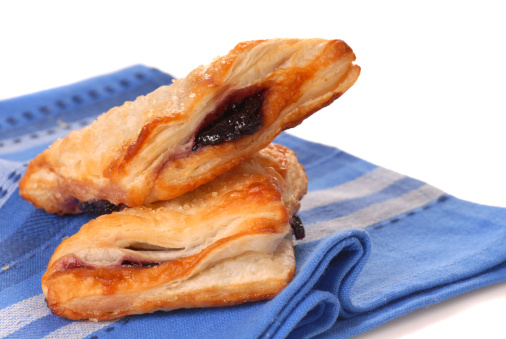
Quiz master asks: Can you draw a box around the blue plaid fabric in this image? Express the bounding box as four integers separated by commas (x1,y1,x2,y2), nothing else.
1,66,505,338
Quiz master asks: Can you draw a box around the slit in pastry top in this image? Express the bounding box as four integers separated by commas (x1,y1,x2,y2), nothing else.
192,89,265,151
20,38,360,214
41,143,308,320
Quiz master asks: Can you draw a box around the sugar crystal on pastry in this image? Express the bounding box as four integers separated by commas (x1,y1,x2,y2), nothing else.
42,144,308,320
20,38,360,214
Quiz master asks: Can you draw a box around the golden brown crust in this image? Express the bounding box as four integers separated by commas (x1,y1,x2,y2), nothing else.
20,38,358,214
50,265,295,321
42,144,307,320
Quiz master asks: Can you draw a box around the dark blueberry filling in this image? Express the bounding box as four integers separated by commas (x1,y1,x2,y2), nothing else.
192,92,264,151
78,199,123,215
291,215,305,240
120,260,160,268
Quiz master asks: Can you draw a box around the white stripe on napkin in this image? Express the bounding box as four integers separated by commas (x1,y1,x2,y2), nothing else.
301,184,444,243
300,167,405,212
0,118,91,157
0,294,50,337
43,320,115,339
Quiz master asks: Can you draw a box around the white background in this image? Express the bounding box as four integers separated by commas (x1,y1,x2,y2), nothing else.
1,1,505,337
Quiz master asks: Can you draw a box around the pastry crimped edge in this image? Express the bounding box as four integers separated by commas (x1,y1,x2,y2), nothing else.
42,143,307,320
20,38,359,214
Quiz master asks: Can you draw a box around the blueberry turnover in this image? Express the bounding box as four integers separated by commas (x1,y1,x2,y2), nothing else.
20,38,359,214
42,144,307,320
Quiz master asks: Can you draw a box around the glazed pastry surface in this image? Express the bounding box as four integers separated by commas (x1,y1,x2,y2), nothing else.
42,144,308,320
20,38,359,214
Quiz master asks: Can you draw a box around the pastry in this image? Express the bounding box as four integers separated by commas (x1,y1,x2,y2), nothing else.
20,38,359,214
42,144,308,320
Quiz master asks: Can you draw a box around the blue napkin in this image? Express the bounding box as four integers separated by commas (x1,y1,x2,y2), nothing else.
1,66,505,339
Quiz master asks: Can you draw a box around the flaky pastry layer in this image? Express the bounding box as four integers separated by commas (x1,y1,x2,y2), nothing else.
42,144,307,320
20,38,359,214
